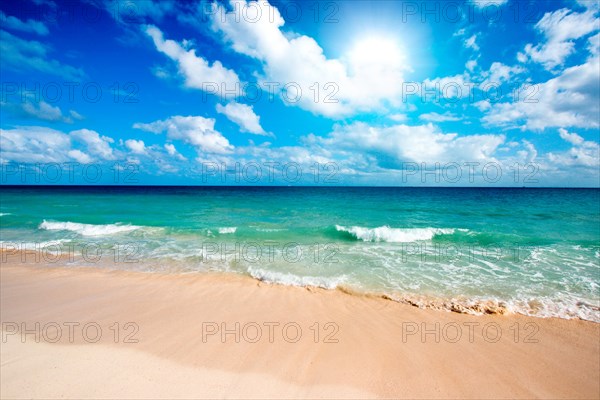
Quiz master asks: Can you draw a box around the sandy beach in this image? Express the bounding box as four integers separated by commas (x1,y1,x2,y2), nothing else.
0,254,598,399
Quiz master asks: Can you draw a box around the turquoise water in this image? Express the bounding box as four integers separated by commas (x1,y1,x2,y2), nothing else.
1,186,599,321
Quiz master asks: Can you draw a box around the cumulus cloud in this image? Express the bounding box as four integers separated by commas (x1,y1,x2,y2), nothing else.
144,25,243,97
316,122,505,165
133,115,233,154
70,129,115,160
520,8,599,70
216,102,269,136
479,62,525,86
548,128,600,167
209,0,408,117
483,55,600,130
164,143,187,160
125,139,147,154
0,127,116,164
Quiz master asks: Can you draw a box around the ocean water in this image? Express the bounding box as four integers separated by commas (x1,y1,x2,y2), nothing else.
1,186,599,322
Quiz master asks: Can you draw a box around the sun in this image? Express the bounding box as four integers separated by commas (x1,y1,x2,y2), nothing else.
348,36,405,67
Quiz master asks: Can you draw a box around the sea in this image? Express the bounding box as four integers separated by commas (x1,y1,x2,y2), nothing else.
1,186,598,322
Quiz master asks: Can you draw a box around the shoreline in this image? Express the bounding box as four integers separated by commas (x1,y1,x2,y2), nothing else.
2,249,598,323
1,258,599,399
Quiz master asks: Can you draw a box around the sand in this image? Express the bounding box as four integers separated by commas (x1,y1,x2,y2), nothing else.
1,257,599,399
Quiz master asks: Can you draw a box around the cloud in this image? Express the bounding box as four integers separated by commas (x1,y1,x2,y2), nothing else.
466,60,477,72
125,139,147,154
423,74,474,99
316,122,505,165
133,115,234,154
470,0,508,9
520,8,599,70
21,100,65,122
388,113,408,122
70,129,115,160
164,143,186,160
0,30,85,80
144,25,243,97
67,149,93,164
419,112,461,122
0,11,49,35
558,127,585,145
464,35,479,51
210,0,408,117
548,128,600,167
216,102,269,136
483,55,600,130
0,126,116,164
479,62,525,86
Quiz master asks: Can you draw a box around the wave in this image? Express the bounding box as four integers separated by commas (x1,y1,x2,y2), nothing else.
247,267,347,290
387,294,600,323
335,225,460,243
39,220,156,236
218,227,237,234
0,213,11,216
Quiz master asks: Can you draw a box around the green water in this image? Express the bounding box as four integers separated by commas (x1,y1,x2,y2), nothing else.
1,186,599,321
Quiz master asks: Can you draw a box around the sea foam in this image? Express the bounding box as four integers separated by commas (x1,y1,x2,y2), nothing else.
39,220,151,236
335,225,458,242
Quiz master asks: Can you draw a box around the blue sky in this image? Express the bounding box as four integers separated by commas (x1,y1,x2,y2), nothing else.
0,0,599,186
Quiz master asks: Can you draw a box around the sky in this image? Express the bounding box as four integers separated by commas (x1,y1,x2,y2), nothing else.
0,0,599,186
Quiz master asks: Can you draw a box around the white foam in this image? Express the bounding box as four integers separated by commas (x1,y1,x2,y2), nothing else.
218,227,237,234
0,213,11,216
39,220,151,236
336,225,457,243
247,267,346,290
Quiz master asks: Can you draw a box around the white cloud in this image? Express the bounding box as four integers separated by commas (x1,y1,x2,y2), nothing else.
520,8,599,70
67,149,93,164
210,0,408,118
466,59,477,72
0,11,48,35
454,28,466,37
216,102,268,136
134,115,234,154
144,25,243,97
423,74,474,99
164,143,187,160
588,32,600,56
464,35,479,51
483,55,600,130
549,128,599,167
0,127,115,164
480,62,525,86
70,129,115,160
474,100,491,111
69,110,85,120
419,112,461,122
388,113,408,122
558,128,584,145
125,139,147,154
316,122,505,165
470,0,508,9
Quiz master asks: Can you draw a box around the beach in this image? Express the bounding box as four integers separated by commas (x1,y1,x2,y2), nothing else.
2,255,599,399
